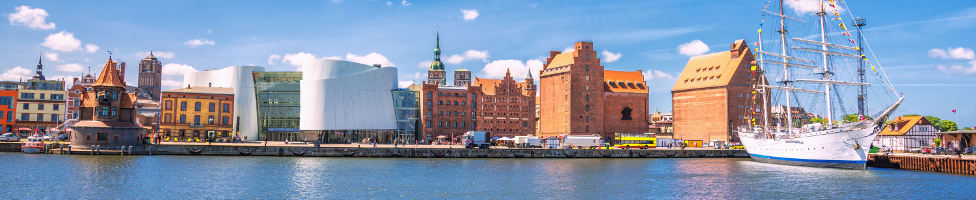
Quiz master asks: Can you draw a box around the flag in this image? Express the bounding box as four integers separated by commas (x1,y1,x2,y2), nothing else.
833,18,842,20
842,32,851,36
952,109,957,113
757,28,762,33
849,38,856,44
834,13,840,17
871,65,875,71
751,65,757,71
839,23,848,30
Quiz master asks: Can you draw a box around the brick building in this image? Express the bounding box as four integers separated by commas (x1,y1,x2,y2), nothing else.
538,41,648,139
67,71,96,120
70,57,145,148
671,39,758,143
137,52,163,101
159,87,235,141
472,69,536,138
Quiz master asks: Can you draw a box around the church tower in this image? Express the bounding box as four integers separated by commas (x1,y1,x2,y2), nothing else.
138,51,163,101
427,31,446,86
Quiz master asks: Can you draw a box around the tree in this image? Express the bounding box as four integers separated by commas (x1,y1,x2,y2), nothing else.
810,117,824,124
842,114,873,123
937,120,958,132
963,127,974,131
902,114,921,117
924,116,942,126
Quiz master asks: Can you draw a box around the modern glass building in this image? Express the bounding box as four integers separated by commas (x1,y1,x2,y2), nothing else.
252,72,301,141
392,89,419,143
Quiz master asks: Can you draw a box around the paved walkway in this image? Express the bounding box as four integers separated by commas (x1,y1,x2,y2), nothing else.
153,141,734,151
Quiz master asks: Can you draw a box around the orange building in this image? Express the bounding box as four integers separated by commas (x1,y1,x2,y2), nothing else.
538,41,648,139
159,87,235,141
0,82,18,133
70,57,145,147
472,69,536,138
671,39,759,143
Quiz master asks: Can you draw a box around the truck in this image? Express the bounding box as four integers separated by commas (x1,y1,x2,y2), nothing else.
514,136,542,148
560,135,602,149
462,131,491,149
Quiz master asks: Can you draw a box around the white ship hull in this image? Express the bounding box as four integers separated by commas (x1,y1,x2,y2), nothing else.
738,123,878,169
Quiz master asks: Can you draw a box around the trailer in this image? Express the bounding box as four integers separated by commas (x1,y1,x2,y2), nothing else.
514,136,542,148
560,135,601,149
462,131,491,149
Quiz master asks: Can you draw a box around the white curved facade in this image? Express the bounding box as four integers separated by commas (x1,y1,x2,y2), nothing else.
300,59,398,131
183,66,264,140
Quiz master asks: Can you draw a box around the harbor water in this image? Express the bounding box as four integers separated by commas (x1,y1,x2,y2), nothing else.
0,153,972,199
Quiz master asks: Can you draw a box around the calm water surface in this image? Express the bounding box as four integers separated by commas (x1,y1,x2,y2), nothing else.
0,153,972,199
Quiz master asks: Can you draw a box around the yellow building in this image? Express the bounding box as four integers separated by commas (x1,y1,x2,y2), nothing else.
16,58,66,131
159,87,235,142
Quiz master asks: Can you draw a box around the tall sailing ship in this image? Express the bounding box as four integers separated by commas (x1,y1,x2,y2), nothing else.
737,0,904,169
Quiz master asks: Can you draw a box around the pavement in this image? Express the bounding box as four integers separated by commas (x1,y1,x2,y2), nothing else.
153,141,737,150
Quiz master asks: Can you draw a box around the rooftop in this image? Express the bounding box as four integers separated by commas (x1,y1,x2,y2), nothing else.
604,70,647,93
672,39,753,91
163,87,235,95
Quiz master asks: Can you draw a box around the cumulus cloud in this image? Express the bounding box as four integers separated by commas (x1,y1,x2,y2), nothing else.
267,54,282,65
401,0,411,6
563,47,575,53
601,50,622,63
137,51,174,59
346,52,395,67
929,47,975,60
417,61,433,69
41,31,82,52
281,52,318,71
785,0,844,15
444,50,489,64
643,69,675,81
398,81,414,88
678,40,709,56
0,66,32,81
44,52,59,62
479,59,543,80
936,60,976,76
461,9,479,21
386,1,393,6
84,44,99,53
161,63,199,88
184,39,215,47
7,5,55,30
57,63,83,72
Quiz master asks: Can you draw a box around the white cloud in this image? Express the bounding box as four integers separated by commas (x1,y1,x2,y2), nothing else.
0,66,32,81
84,44,99,53
643,69,675,81
479,59,543,80
137,51,174,59
461,9,479,21
601,50,622,63
267,54,282,65
678,40,710,56
928,47,975,60
401,0,411,6
936,60,976,76
57,63,83,72
161,63,199,89
282,52,319,71
784,0,844,15
398,81,414,88
444,50,490,64
386,1,393,6
183,39,215,47
41,31,82,52
346,52,395,67
563,47,575,53
417,61,433,69
7,5,55,30
44,52,59,62
410,72,424,79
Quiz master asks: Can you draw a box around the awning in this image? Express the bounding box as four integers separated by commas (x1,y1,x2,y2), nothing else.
436,135,448,139
17,127,32,131
490,137,501,140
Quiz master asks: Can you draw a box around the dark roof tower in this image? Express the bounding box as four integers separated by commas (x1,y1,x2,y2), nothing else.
32,54,45,80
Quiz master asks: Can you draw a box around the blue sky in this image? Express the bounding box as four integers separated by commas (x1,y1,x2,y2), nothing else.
1,0,974,127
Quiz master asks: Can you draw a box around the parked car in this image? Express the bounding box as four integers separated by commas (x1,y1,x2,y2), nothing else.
0,133,20,142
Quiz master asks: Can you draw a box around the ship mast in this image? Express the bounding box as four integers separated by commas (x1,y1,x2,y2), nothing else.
854,18,867,116
818,0,834,127
757,32,770,129
779,0,794,132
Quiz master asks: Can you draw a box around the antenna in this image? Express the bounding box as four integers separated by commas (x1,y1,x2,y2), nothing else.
853,18,867,116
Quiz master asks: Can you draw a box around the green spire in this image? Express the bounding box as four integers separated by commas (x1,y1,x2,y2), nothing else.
429,30,445,71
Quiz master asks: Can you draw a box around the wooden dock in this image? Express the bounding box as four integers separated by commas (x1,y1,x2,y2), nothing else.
869,154,976,176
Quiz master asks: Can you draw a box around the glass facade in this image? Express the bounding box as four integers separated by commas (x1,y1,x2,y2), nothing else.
392,89,419,143
253,72,302,141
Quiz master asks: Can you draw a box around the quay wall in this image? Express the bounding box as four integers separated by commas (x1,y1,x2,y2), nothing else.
0,142,18,152
48,144,749,158
869,154,976,176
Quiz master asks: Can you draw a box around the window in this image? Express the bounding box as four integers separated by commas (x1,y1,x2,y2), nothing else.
426,100,432,108
180,115,186,123
460,122,465,128
165,101,173,110
209,103,216,112
427,92,432,98
586,126,590,132
37,104,44,110
585,105,590,112
453,101,458,106
165,114,172,123
621,107,633,120
208,116,215,124
21,113,29,121
22,103,28,110
180,102,187,111
39,93,45,99
194,102,201,111
585,85,589,90
223,104,230,112
101,106,108,116
194,115,201,124
471,102,477,110
36,114,43,121
437,121,442,127
586,116,590,122
50,114,58,122
585,75,590,81
73,99,80,107
585,65,590,71
53,104,59,111
426,121,431,128
97,133,108,141
112,91,118,100
585,95,589,102
438,101,443,105
6,112,11,122
222,116,229,125
111,107,117,116
471,94,477,99
20,93,34,99
51,94,63,100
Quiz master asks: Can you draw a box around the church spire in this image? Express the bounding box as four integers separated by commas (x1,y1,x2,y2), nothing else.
428,30,445,71
32,54,45,80
526,67,533,80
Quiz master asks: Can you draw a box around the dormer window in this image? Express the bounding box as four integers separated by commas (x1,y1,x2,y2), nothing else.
636,83,645,89
609,82,618,88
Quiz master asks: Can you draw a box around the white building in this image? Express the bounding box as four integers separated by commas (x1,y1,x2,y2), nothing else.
873,115,939,152
183,66,264,140
300,59,398,143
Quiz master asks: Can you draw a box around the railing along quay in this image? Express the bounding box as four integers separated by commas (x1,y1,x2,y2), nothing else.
869,154,976,176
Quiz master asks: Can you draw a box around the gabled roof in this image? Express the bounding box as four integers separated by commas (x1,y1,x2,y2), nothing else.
604,70,647,93
92,59,126,87
546,52,575,68
672,39,753,91
472,77,531,96
880,116,932,136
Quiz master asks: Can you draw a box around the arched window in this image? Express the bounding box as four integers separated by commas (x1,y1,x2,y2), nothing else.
621,107,633,120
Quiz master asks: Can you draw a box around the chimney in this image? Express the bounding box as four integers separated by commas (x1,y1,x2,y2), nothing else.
120,62,127,85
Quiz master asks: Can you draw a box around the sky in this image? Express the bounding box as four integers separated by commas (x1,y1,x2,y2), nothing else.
1,0,974,127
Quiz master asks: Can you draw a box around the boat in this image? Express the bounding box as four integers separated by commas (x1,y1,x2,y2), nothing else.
736,0,904,169
21,136,45,154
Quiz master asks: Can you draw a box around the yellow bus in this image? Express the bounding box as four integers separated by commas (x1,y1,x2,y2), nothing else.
613,133,656,149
